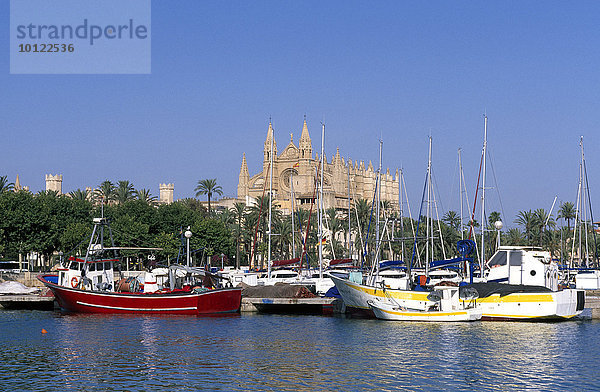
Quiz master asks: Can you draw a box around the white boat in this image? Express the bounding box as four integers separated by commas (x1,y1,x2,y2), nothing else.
467,246,585,320
368,285,482,321
330,273,432,316
331,137,468,317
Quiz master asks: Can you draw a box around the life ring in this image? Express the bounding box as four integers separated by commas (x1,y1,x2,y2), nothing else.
71,277,79,288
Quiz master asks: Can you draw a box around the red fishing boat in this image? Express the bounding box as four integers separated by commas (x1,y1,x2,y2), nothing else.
38,217,241,315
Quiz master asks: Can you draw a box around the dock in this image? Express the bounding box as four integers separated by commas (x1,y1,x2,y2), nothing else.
0,295,55,310
242,297,344,315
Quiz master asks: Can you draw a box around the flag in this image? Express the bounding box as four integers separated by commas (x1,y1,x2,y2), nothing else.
321,238,327,244
293,162,300,168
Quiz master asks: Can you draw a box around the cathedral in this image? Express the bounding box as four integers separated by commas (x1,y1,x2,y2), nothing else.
237,118,399,213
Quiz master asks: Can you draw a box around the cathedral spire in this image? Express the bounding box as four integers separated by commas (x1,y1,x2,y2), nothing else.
264,120,277,164
299,116,312,160
238,153,250,199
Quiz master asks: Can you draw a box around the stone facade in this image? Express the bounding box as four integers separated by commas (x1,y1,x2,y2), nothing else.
237,119,399,212
159,183,174,204
45,174,63,194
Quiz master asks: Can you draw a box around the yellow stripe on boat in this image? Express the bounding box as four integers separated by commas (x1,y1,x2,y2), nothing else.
346,281,430,301
477,293,554,304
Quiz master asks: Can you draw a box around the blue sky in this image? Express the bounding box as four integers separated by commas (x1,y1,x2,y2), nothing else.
2,1,600,228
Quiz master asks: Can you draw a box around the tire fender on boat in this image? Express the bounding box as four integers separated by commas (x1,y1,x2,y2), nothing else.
71,277,79,288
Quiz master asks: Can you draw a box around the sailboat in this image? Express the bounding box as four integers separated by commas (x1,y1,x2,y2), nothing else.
332,138,481,321
572,137,600,289
257,122,335,295
460,116,585,320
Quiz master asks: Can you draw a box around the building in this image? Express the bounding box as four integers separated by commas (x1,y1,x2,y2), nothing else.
14,174,29,192
159,183,174,204
45,174,63,194
237,118,399,212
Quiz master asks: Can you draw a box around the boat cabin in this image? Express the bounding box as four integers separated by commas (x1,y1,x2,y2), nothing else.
486,246,559,290
58,257,116,291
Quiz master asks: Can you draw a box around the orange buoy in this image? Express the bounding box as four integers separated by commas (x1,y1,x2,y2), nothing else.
41,329,47,334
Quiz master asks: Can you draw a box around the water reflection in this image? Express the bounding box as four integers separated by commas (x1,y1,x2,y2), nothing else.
1,311,599,391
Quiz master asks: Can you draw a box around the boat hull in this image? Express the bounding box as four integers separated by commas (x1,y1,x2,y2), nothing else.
38,275,242,315
477,288,584,321
368,299,482,322
330,274,432,318
331,275,585,321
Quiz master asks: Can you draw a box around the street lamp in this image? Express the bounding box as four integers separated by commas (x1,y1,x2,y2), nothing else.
494,220,503,249
220,253,225,270
184,227,192,267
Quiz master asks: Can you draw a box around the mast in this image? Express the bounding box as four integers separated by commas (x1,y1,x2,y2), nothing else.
348,158,352,259
581,136,598,267
400,168,405,263
291,170,296,259
480,115,488,276
319,122,325,280
458,148,464,240
376,139,382,266
267,130,274,279
425,136,432,276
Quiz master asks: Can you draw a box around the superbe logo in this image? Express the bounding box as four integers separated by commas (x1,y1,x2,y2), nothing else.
16,19,149,45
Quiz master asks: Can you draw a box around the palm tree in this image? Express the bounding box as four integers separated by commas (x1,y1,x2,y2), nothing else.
505,228,524,246
325,207,343,252
231,202,246,268
115,180,135,205
246,195,280,268
515,210,535,245
94,180,116,204
442,210,461,231
533,208,555,247
0,176,14,193
69,188,90,201
558,202,576,233
135,189,158,205
487,211,502,228
195,179,223,213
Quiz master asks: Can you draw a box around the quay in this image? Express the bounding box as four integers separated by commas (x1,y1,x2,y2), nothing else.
0,295,55,310
241,297,344,315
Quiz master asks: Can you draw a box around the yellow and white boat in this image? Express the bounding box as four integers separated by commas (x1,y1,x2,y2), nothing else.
368,285,482,322
466,246,584,321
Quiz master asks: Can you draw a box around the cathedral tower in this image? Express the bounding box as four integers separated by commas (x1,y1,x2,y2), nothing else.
237,153,250,199
45,174,62,194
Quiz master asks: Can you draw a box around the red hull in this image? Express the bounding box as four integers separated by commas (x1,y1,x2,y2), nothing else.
38,275,241,315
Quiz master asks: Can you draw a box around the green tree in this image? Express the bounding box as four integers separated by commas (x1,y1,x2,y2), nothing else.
195,178,223,213
515,210,535,245
487,211,501,228
69,188,90,201
0,176,14,193
136,188,158,206
115,180,136,205
442,210,461,231
231,202,246,268
533,208,555,247
505,228,524,246
558,201,576,233
95,180,116,204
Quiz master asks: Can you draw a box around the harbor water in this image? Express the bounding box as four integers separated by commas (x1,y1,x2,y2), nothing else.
0,310,598,391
